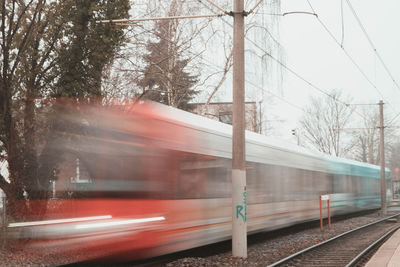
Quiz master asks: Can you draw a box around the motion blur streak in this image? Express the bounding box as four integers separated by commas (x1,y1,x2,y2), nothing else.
8,215,112,228
9,100,387,263
75,216,165,229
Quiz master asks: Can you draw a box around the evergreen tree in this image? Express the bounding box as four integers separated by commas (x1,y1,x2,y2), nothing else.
54,0,129,98
138,19,199,111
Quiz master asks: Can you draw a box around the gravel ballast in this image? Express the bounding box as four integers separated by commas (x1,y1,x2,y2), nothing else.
165,211,386,267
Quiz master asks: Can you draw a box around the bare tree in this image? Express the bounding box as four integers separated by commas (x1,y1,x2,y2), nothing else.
0,0,65,217
389,141,400,179
198,0,283,123
351,108,380,163
202,45,233,114
351,106,396,164
300,89,354,157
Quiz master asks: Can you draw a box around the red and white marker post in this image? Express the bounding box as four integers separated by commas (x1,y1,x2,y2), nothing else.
320,195,331,232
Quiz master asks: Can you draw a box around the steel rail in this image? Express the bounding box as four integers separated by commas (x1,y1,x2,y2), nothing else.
268,212,400,267
346,224,400,267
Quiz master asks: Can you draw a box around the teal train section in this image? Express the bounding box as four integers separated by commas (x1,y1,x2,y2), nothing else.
327,157,389,180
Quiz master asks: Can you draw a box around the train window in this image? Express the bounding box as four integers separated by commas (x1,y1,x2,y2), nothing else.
333,174,344,193
269,166,283,202
293,169,306,201
347,175,354,194
247,162,261,204
354,176,361,196
177,153,230,199
262,164,274,202
248,162,275,204
289,168,308,201
178,168,207,198
205,166,230,198
302,169,314,199
362,177,372,196
282,166,295,201
326,174,334,194
142,149,179,199
312,172,323,194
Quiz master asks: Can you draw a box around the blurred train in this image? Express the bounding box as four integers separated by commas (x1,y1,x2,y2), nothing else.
8,100,389,261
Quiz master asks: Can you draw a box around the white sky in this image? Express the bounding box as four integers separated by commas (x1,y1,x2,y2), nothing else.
266,0,400,141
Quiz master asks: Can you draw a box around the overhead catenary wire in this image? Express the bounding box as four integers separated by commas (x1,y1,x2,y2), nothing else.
387,111,400,127
305,0,398,118
193,48,307,113
310,6,386,101
198,0,371,122
258,49,371,121
345,0,400,93
124,0,396,127
246,78,306,112
118,0,373,124
340,0,345,47
306,0,316,13
282,11,317,17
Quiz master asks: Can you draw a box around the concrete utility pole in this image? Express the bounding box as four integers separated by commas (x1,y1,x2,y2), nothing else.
232,0,247,258
379,100,387,216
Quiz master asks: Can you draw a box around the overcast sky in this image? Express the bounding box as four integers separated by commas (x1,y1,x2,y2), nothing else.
268,0,400,141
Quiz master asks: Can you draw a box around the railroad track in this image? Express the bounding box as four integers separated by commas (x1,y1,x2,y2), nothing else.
268,213,400,267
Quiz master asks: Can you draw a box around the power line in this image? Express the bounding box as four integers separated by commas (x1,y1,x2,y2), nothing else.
387,111,400,127
311,7,385,99
345,0,400,93
201,3,346,101
245,79,306,112
305,0,398,116
305,0,316,13
258,50,371,121
194,49,306,113
198,0,371,122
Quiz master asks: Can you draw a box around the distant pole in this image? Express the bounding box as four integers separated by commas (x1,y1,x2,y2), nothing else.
232,0,247,258
379,100,387,216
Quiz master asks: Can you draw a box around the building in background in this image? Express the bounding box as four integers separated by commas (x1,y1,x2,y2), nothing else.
189,102,259,133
